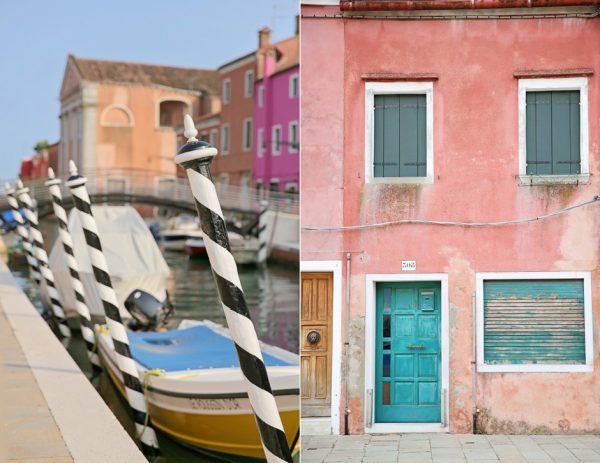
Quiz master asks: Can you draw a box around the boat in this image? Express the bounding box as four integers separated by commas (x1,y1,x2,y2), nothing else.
185,232,261,265
159,214,202,252
48,206,170,321
96,319,300,461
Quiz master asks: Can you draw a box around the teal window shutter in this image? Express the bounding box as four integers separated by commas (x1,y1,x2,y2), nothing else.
526,90,580,175
483,280,586,365
374,94,426,178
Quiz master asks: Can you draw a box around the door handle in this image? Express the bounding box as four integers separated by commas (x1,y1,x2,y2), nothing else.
407,344,425,350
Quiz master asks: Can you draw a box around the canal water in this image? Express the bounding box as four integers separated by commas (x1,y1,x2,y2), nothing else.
9,250,299,463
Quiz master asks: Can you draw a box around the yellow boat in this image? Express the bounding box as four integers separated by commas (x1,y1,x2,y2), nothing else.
96,320,299,461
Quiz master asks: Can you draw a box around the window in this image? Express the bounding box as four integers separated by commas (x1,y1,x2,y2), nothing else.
269,179,280,193
285,182,298,194
518,77,589,185
258,86,265,107
221,124,230,154
365,82,434,184
257,128,265,157
199,131,209,142
288,121,299,153
222,78,231,105
272,125,282,155
210,128,218,148
158,100,188,128
243,118,252,151
219,173,229,194
289,74,299,98
244,70,254,98
476,272,593,373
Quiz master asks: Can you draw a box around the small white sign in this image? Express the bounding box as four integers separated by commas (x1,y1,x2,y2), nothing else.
402,261,417,271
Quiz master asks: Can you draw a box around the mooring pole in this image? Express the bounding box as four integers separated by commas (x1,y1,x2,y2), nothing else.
16,180,71,338
45,168,101,372
5,184,42,286
258,200,269,265
65,161,159,455
176,115,292,463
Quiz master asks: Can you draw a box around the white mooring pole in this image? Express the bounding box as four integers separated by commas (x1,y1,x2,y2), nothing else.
65,161,160,455
258,200,269,265
45,168,101,372
5,184,42,286
16,180,71,338
176,115,292,463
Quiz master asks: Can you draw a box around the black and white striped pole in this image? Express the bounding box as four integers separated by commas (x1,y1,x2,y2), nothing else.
177,115,292,463
258,200,269,265
65,161,159,455
5,183,42,286
46,168,101,371
16,180,71,338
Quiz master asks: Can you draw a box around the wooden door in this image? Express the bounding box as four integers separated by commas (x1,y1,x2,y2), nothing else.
375,282,441,423
301,272,333,417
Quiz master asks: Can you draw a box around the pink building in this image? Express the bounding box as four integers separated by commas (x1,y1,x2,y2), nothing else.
300,0,600,437
254,29,300,194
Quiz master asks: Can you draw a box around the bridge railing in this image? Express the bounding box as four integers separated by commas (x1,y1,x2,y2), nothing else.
0,169,299,215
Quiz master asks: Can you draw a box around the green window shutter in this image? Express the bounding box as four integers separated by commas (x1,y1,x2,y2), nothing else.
374,94,426,178
484,280,585,365
525,90,580,175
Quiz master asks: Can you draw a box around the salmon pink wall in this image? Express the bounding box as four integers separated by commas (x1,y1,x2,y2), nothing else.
301,4,600,434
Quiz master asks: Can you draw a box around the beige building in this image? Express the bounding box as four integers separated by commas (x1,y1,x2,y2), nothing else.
58,55,220,183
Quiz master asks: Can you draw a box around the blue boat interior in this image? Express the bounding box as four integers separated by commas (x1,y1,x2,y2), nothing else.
128,325,295,372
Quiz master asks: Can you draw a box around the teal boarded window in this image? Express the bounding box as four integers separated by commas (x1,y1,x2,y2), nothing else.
526,91,580,175
374,94,426,178
484,279,585,365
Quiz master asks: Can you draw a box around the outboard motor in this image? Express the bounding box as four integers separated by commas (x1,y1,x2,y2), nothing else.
125,289,174,331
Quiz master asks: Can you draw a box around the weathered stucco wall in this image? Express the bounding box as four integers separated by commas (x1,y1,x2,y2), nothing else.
301,5,600,435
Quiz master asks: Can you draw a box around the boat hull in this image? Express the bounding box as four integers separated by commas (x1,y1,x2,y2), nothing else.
98,327,300,460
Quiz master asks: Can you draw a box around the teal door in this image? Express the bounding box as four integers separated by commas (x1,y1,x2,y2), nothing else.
375,282,441,423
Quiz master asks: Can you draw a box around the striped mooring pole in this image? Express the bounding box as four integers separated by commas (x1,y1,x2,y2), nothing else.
5,184,42,286
46,168,101,371
16,180,71,338
257,200,269,265
65,161,160,455
177,115,292,463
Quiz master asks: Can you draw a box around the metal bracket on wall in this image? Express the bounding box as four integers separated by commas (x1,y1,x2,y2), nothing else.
442,388,448,428
366,389,373,428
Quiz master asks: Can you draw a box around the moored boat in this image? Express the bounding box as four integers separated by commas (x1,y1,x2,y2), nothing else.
185,232,262,265
96,320,300,461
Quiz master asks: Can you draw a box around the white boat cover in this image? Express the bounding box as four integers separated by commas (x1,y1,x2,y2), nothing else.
49,206,170,320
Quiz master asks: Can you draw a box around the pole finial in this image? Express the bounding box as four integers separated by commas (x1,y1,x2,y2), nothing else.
48,167,55,179
69,160,78,176
183,114,198,142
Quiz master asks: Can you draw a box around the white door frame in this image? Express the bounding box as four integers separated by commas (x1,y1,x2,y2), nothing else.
365,273,449,433
300,260,343,435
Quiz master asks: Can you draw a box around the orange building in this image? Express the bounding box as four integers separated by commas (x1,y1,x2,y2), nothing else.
58,55,220,184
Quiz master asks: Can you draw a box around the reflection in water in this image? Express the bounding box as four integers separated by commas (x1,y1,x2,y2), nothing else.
10,252,299,462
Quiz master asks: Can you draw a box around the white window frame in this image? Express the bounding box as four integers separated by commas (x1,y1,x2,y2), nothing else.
272,124,282,156
209,128,218,148
257,128,265,158
244,70,254,98
222,78,231,105
221,123,230,155
289,73,299,98
476,271,593,373
285,182,298,193
288,121,299,153
258,86,265,107
242,117,252,152
269,178,280,192
518,77,589,185
364,81,434,185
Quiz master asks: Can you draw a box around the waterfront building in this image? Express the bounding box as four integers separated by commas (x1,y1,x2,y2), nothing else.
300,0,600,436
57,55,220,186
254,28,300,194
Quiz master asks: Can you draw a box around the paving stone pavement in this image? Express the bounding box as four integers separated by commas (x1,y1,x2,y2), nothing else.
301,434,600,463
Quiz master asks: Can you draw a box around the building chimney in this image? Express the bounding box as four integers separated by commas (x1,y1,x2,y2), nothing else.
258,27,271,49
295,15,299,35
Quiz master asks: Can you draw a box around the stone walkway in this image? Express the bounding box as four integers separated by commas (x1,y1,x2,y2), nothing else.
301,434,600,463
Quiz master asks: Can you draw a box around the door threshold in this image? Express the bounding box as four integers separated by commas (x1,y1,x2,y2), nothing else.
366,423,448,434
302,417,333,435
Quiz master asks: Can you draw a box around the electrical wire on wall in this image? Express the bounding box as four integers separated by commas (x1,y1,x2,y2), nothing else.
303,195,600,232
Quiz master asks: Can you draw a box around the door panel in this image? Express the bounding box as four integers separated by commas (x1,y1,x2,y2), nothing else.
301,272,333,417
375,282,441,423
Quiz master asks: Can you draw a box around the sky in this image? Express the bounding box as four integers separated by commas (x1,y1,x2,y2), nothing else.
0,0,297,177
